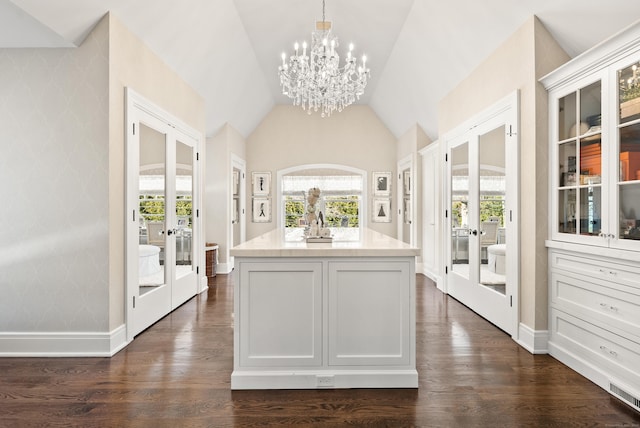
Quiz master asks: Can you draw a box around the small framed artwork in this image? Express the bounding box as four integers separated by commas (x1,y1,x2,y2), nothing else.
252,197,271,223
403,170,411,195
177,216,189,228
373,172,392,196
252,172,271,196
372,198,391,223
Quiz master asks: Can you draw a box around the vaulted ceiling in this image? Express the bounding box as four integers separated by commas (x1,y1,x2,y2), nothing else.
3,0,640,140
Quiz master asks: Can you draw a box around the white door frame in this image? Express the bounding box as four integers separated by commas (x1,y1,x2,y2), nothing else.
229,154,246,271
397,155,416,246
125,88,203,342
419,141,442,288
443,90,520,338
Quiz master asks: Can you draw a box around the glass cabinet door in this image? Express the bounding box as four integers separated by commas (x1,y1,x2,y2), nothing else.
556,80,602,239
617,62,640,243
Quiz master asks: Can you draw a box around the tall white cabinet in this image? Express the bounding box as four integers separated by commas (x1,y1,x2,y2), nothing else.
542,21,640,412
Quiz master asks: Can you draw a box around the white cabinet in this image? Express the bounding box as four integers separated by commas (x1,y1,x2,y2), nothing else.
542,24,640,252
548,247,640,411
232,256,417,390
543,22,640,413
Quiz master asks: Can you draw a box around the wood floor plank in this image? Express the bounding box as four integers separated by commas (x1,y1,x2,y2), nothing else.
1,274,639,427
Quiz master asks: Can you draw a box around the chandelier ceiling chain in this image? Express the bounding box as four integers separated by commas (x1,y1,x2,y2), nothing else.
278,0,370,117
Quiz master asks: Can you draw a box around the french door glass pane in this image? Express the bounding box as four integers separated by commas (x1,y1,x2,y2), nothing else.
479,126,506,293
139,123,166,293
176,140,193,279
451,142,469,279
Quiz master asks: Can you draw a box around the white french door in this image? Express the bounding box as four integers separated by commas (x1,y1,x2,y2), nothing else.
445,92,519,335
126,89,200,340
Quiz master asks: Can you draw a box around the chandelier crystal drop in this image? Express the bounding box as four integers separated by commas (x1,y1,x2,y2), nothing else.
278,0,370,117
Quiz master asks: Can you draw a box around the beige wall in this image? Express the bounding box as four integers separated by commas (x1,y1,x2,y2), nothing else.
245,105,397,240
205,123,246,270
108,13,206,330
438,16,569,331
0,13,205,335
397,125,432,263
0,18,110,332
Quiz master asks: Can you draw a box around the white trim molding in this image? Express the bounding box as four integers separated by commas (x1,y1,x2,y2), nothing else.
0,325,129,357
516,323,549,354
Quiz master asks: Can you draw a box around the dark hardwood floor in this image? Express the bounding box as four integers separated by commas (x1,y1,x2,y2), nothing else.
1,274,640,427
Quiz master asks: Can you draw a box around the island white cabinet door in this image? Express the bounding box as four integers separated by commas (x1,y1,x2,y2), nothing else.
328,260,413,367
237,261,323,367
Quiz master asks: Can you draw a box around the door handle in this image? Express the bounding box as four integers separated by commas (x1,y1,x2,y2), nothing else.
470,229,478,236
167,229,177,236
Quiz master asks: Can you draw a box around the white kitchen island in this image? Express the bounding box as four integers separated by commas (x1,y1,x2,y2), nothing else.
229,228,420,390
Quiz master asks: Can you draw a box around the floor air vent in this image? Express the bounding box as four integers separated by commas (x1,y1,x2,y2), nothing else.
610,383,640,412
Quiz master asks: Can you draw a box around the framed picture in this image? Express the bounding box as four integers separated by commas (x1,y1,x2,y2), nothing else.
252,197,271,223
177,216,189,228
372,198,391,223
252,172,271,196
373,172,392,196
233,170,239,196
403,170,411,195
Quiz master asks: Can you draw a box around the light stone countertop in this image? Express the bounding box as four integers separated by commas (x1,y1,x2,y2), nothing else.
230,228,420,258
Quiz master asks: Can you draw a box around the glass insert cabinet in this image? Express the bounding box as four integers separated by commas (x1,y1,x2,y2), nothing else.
546,50,640,251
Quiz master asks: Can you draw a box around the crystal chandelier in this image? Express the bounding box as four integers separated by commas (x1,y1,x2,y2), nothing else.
278,0,370,117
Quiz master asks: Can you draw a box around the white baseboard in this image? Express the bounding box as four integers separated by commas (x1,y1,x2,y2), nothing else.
231,369,419,390
0,324,130,357
217,262,233,274
420,268,441,289
516,323,548,354
199,276,209,293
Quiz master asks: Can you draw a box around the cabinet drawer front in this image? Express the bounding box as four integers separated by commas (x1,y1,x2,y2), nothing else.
551,309,640,390
551,272,640,340
550,251,640,291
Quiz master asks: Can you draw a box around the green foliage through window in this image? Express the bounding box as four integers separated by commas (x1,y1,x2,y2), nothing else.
284,195,359,228
139,195,192,226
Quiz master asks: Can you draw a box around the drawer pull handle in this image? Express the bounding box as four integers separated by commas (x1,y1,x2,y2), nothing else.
599,345,619,358
608,271,618,276
600,303,619,312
